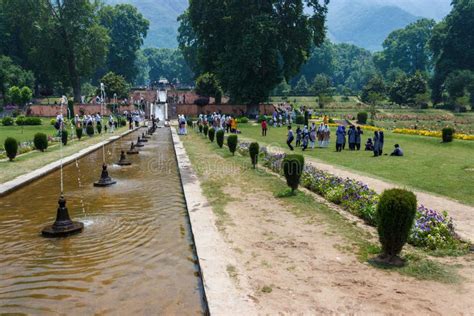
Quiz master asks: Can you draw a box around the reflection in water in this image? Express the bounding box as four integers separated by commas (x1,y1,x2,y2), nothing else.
0,128,205,315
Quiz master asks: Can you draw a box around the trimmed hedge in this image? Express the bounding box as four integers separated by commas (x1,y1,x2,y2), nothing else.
357,112,368,124
295,115,305,125
76,127,83,140
61,130,68,145
216,129,224,148
2,117,14,126
208,127,215,142
249,142,259,168
97,122,102,134
203,125,209,137
16,116,42,126
198,124,203,133
442,127,455,143
227,134,238,155
283,154,304,193
34,133,48,152
86,124,94,137
4,137,18,161
377,189,417,264
237,117,249,123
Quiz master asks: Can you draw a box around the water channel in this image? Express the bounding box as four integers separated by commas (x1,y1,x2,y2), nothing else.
0,128,206,314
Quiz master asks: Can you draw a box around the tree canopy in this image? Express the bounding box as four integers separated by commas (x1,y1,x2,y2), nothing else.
180,0,329,104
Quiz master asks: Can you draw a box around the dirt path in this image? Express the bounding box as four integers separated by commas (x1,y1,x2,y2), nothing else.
182,134,474,315
241,136,474,244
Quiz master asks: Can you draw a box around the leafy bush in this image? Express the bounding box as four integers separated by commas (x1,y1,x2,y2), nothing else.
194,97,210,106
86,124,94,137
50,118,56,126
2,116,14,126
61,130,68,145
357,112,368,124
76,127,83,140
216,129,224,148
16,116,42,126
208,127,215,142
237,117,249,123
33,133,48,152
442,127,455,143
198,124,203,133
97,122,102,134
203,125,209,137
295,115,305,125
227,134,238,155
187,119,193,128
282,154,304,193
4,137,18,161
249,142,259,168
258,115,268,123
377,189,417,264
119,118,127,127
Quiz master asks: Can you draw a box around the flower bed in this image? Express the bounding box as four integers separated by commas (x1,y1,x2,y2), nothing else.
393,128,474,141
238,141,463,251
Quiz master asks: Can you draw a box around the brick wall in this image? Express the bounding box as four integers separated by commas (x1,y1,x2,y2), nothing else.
28,104,136,117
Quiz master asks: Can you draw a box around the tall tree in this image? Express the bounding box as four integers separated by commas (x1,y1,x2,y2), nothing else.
181,0,329,104
45,0,110,102
0,55,35,105
98,4,149,83
375,18,435,76
430,0,474,104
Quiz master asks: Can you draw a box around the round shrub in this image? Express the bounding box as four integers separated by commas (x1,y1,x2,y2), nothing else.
203,125,209,137
357,112,368,124
187,119,193,128
76,127,83,140
119,117,127,127
208,127,215,142
249,142,259,168
15,115,25,126
227,134,238,156
258,115,268,123
96,122,102,134
216,129,224,148
282,154,304,193
2,116,14,126
61,130,68,145
442,127,455,143
376,189,417,265
4,137,18,161
50,118,56,126
33,133,48,152
86,124,94,137
295,115,305,125
237,117,249,123
198,124,203,133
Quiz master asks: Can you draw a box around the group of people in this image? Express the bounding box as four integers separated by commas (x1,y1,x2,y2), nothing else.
286,123,331,151
197,113,239,134
335,125,364,152
125,110,144,129
286,123,404,157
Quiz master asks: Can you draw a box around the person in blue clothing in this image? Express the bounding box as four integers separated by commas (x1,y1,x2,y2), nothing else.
348,125,356,150
379,131,385,155
335,125,346,152
390,144,404,156
295,126,302,147
287,125,294,151
355,126,363,150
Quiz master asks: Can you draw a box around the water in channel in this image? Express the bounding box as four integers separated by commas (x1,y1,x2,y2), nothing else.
0,128,206,315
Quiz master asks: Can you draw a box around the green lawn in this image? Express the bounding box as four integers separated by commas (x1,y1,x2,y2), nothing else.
0,118,55,146
237,123,474,206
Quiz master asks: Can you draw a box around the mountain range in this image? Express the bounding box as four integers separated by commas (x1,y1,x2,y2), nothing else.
107,0,452,51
